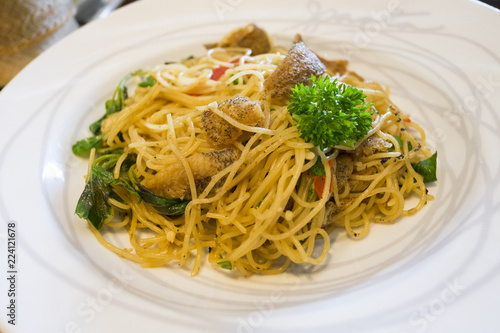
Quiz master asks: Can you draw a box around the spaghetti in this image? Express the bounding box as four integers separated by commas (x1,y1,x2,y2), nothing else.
74,24,436,276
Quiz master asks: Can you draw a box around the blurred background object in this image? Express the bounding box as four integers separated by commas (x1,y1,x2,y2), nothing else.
0,0,137,88
0,0,78,87
75,0,126,25
481,0,500,8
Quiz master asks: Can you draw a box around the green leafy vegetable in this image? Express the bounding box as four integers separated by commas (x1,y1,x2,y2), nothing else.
75,149,142,229
75,166,113,230
217,261,232,270
306,186,317,202
311,157,327,177
72,135,103,157
75,148,190,229
138,76,157,87
89,116,106,136
73,69,190,229
389,135,412,152
134,183,190,216
412,152,437,183
75,182,93,220
75,150,137,229
88,80,127,135
84,70,148,139
93,164,141,201
73,70,152,157
288,75,374,149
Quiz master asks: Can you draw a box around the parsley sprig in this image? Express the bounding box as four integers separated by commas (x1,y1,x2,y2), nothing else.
288,75,374,149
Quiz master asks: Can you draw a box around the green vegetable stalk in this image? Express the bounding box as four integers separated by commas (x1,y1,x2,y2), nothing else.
72,69,150,157
73,71,188,230
75,149,190,230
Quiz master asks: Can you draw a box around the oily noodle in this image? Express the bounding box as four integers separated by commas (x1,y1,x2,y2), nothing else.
89,47,433,276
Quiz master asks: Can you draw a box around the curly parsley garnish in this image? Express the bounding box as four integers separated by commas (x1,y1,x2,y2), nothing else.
287,75,374,149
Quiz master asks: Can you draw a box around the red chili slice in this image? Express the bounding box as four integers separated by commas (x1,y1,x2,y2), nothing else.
313,160,334,198
210,66,229,81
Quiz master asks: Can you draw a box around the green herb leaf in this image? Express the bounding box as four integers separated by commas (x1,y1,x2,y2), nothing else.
389,135,413,152
135,183,190,215
138,76,157,87
72,135,102,157
119,152,138,173
105,99,119,115
75,181,93,219
80,70,146,139
75,169,112,230
306,186,317,202
92,163,141,201
89,115,106,135
288,75,374,149
87,176,112,229
113,175,141,202
91,164,115,182
217,261,232,270
311,157,326,177
75,152,142,229
411,152,437,183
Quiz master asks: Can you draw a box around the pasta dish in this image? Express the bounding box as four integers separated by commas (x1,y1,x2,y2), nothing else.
72,24,437,276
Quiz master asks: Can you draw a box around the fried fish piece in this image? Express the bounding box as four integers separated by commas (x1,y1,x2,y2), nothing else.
142,148,240,200
205,23,272,55
263,42,326,98
335,154,354,193
293,33,363,80
349,135,392,159
200,96,264,146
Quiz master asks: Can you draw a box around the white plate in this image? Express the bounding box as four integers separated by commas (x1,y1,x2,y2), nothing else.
1,0,500,332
